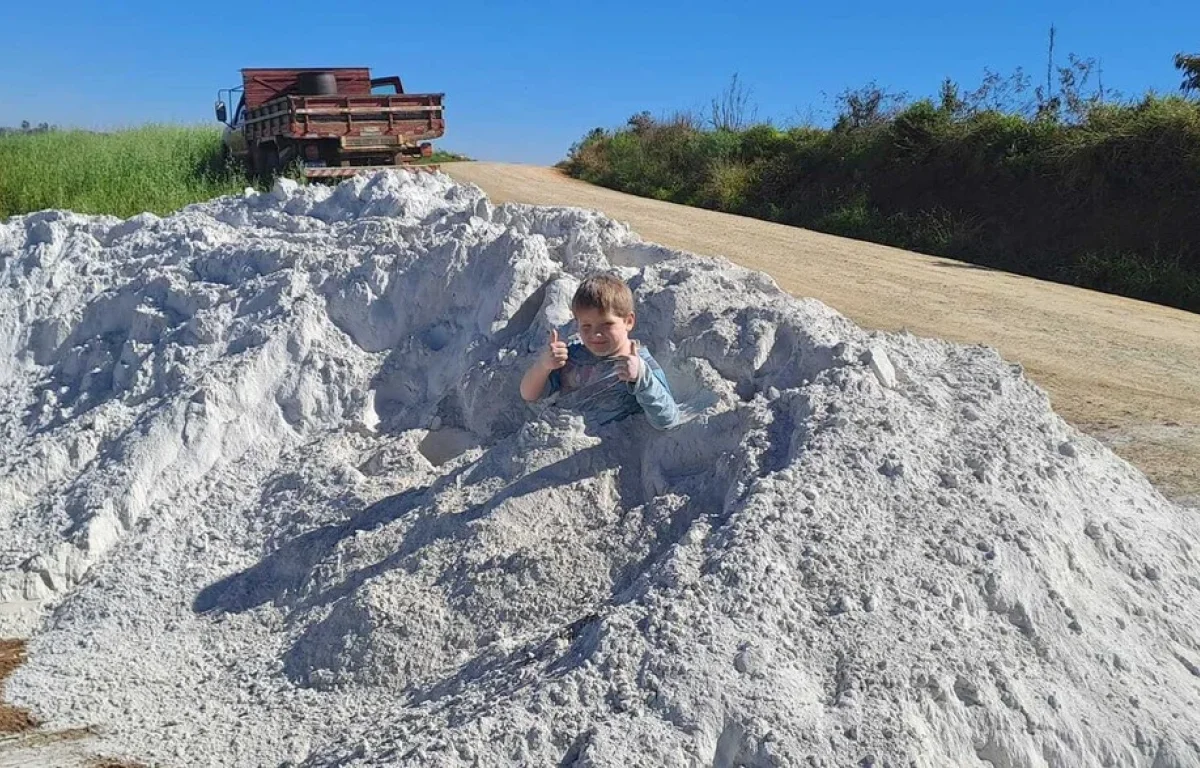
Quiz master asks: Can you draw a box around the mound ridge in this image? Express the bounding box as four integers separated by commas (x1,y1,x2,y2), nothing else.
0,171,1196,767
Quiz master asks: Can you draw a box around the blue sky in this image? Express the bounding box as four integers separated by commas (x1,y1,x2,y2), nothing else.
0,1,1194,164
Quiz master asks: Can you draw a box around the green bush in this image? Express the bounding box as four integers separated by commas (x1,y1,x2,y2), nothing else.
701,159,756,211
564,94,1200,313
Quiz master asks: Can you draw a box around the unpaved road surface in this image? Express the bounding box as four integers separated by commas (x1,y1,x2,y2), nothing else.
446,162,1200,504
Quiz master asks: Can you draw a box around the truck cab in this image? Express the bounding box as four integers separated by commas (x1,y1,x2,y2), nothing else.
215,95,248,160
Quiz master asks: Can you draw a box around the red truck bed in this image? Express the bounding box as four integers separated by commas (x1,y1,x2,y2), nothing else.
243,92,445,142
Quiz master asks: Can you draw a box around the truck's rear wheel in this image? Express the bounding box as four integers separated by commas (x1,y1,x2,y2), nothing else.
256,145,280,183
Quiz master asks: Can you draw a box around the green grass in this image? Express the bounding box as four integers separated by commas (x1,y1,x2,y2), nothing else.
0,125,471,219
0,125,246,219
411,150,472,166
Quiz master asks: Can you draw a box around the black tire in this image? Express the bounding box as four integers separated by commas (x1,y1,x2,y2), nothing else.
297,71,337,96
256,145,280,184
277,142,297,169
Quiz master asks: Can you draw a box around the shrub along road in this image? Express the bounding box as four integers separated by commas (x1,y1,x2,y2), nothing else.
445,161,1200,503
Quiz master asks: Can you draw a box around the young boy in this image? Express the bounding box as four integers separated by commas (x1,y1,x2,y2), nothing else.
520,274,680,430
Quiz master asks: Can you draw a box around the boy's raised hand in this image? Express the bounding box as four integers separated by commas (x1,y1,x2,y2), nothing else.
614,340,643,383
542,328,568,371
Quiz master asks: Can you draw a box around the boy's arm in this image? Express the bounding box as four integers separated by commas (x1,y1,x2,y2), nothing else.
521,329,568,402
520,361,554,402
631,355,681,430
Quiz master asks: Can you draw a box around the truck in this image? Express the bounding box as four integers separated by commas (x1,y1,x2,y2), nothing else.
214,67,445,180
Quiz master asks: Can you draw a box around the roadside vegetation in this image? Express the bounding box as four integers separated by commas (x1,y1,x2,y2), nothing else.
0,124,469,220
563,41,1200,312
417,150,472,165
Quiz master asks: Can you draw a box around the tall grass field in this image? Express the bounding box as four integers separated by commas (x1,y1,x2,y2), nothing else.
0,126,471,221
0,126,246,220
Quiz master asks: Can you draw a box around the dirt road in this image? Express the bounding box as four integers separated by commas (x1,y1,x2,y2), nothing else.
445,162,1200,503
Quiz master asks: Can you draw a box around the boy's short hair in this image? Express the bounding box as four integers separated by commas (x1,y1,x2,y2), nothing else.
572,273,634,317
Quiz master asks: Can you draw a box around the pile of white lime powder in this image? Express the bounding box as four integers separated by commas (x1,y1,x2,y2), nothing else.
1,171,1197,767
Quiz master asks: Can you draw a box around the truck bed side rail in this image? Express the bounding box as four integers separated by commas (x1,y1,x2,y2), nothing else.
245,93,446,143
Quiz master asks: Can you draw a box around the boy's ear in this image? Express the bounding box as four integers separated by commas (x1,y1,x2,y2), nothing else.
625,312,636,329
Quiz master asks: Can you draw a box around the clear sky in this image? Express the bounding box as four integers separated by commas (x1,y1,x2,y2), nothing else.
0,0,1194,165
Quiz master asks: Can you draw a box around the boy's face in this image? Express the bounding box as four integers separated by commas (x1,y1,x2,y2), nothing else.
574,306,634,358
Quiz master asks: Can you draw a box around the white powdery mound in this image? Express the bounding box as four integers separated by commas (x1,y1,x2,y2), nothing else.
1,171,1198,768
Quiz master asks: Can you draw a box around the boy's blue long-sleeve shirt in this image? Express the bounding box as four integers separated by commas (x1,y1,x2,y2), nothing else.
542,341,680,430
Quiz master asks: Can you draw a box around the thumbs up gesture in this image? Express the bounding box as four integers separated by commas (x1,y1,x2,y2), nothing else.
541,328,568,371
614,340,643,383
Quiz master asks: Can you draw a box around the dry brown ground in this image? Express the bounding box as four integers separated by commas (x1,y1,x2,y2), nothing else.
0,640,35,734
3,548,134,767
1,640,143,767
